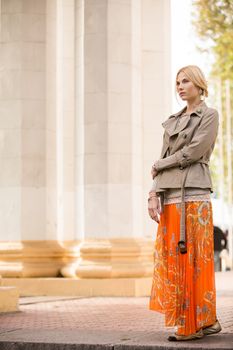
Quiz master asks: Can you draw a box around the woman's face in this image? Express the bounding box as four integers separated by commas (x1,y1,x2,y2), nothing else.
176,71,200,102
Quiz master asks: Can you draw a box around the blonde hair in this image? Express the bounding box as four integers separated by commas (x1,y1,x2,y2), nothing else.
176,65,208,98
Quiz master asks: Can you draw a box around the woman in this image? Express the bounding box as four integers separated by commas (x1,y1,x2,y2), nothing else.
148,65,222,341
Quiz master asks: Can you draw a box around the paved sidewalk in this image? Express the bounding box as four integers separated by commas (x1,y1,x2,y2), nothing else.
0,272,232,350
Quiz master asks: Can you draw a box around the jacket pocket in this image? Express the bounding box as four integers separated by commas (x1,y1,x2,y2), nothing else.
156,167,182,189
184,163,213,189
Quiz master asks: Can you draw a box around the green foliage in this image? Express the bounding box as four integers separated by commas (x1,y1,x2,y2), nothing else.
209,79,233,201
192,1,233,201
192,0,233,80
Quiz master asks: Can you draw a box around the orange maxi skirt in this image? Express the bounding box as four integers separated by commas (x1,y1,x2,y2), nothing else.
149,200,216,336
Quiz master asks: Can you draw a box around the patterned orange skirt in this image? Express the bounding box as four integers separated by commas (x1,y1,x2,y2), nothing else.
149,201,216,336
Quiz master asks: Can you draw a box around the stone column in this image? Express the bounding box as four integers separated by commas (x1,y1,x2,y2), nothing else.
60,0,171,279
0,0,24,276
45,0,81,277
0,0,79,277
142,0,172,238
0,0,21,304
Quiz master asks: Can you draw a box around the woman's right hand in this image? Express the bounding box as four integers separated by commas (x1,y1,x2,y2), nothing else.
148,196,161,223
151,167,158,179
151,162,159,179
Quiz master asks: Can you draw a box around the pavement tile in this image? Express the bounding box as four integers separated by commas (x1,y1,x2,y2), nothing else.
0,272,232,350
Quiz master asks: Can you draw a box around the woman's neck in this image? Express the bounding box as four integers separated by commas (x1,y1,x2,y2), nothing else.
185,99,203,114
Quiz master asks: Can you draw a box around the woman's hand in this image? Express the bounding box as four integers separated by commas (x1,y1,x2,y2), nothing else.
151,166,158,179
151,161,159,179
151,167,158,180
148,194,161,223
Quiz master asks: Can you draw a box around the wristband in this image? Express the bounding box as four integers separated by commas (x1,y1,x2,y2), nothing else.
149,190,157,196
148,196,157,202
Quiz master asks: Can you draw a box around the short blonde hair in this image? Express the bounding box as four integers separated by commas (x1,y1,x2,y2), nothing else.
176,65,208,98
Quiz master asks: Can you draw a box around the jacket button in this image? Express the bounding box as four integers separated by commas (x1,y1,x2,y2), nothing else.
179,165,184,170
197,108,202,113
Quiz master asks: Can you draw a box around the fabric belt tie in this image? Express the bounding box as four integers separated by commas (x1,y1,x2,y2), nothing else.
179,159,209,254
178,165,190,254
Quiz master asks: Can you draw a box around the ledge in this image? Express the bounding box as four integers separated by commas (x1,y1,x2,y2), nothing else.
2,277,152,297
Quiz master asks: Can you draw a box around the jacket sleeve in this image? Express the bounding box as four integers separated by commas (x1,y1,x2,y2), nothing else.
155,109,219,171
150,178,157,192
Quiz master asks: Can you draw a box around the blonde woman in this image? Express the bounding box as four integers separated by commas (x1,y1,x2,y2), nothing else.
148,65,222,341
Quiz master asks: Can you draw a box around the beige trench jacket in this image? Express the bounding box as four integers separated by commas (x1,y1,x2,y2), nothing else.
150,101,219,253
151,101,219,193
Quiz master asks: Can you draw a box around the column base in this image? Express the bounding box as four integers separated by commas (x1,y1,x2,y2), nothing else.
62,238,154,278
0,241,80,277
0,238,155,279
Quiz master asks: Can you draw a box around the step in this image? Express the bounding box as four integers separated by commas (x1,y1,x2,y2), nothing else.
2,277,152,297
0,286,19,312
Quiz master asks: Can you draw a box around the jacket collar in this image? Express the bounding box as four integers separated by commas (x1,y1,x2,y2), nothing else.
169,101,208,119
162,101,208,137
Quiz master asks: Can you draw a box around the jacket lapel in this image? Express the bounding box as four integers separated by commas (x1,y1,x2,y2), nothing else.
162,114,191,137
161,102,208,137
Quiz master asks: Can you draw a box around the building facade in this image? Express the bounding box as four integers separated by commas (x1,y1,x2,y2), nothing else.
0,0,171,303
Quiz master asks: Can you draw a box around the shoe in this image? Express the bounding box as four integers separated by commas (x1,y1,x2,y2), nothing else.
168,328,204,341
203,319,222,335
